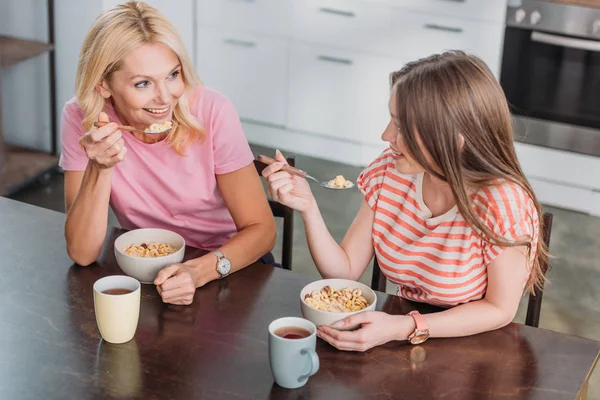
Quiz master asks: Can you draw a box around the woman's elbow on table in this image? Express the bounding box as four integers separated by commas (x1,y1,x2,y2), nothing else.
66,244,100,266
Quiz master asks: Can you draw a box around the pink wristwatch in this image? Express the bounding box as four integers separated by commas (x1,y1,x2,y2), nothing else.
407,310,430,345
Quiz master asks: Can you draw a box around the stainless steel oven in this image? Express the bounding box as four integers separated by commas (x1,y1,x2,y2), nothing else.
501,0,600,157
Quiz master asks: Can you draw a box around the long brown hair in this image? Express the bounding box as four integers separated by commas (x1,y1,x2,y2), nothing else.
76,1,203,155
391,51,548,294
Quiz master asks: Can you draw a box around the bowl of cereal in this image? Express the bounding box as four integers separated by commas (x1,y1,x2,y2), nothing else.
114,228,185,284
300,279,377,330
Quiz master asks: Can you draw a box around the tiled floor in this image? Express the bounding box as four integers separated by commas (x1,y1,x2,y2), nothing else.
8,143,600,398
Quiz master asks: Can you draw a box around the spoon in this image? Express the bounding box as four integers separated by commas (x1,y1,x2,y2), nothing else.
93,121,172,135
257,155,355,190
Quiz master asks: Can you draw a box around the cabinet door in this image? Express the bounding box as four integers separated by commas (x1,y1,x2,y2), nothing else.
196,27,288,127
292,0,392,55
392,0,506,23
288,43,404,146
391,9,504,77
197,0,292,37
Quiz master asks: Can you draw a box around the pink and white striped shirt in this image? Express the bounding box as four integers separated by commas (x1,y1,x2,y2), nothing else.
357,149,539,306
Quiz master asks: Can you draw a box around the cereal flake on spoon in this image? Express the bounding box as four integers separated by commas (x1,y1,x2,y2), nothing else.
327,175,353,189
145,120,173,134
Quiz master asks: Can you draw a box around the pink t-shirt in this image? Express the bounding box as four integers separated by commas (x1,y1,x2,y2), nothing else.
59,86,254,250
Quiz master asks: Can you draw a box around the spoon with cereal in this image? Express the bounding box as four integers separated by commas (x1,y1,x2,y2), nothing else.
257,155,355,190
94,120,173,135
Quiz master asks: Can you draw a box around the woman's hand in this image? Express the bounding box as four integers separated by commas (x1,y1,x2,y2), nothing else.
154,261,202,305
79,112,127,169
317,311,414,351
261,150,316,214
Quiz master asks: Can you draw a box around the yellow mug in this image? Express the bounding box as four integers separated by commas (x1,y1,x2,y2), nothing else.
93,275,141,344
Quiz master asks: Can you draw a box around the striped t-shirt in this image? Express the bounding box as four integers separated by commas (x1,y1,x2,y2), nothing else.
357,149,539,307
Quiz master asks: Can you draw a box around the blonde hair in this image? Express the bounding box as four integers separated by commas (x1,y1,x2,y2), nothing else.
391,51,549,295
75,0,203,154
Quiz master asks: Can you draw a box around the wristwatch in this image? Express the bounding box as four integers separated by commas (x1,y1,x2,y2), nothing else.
212,250,232,279
407,310,430,345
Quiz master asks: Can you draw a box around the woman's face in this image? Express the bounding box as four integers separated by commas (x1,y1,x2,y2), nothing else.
99,42,185,130
381,88,427,175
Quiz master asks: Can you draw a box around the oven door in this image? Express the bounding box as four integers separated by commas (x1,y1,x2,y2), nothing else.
501,27,600,129
500,27,600,155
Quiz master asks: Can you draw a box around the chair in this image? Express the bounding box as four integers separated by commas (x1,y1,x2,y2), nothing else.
370,212,554,328
254,157,295,271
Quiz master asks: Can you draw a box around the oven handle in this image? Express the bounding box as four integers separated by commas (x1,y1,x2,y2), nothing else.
531,31,600,52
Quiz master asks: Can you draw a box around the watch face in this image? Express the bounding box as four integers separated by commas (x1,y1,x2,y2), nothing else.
410,332,429,345
217,258,232,275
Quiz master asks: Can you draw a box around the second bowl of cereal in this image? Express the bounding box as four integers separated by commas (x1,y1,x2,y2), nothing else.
114,228,185,284
300,279,377,330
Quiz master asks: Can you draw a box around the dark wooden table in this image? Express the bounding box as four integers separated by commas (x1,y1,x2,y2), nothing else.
1,196,599,400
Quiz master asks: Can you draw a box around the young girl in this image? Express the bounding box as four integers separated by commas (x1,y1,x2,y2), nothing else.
60,1,276,305
262,51,547,351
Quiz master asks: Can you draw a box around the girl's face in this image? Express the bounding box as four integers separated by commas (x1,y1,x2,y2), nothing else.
98,42,185,131
381,88,427,175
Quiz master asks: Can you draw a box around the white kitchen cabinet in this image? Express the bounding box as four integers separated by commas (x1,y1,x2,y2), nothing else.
197,0,292,37
288,43,403,146
515,143,600,190
364,0,506,24
515,142,600,216
196,27,288,127
292,0,392,55
391,9,504,77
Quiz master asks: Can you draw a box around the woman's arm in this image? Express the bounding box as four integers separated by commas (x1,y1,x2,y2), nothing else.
64,168,112,265
157,163,277,289
206,162,278,279
318,245,529,351
64,116,125,266
302,199,376,281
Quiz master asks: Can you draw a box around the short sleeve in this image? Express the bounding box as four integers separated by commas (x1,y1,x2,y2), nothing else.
356,150,392,210
205,92,253,175
58,100,89,171
476,182,540,269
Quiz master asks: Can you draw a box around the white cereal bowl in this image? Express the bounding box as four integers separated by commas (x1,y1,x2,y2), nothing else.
300,279,377,330
114,228,185,284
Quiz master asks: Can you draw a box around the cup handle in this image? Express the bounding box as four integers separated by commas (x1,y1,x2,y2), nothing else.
298,348,320,382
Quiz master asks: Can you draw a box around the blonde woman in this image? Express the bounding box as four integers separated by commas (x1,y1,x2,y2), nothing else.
61,1,276,305
263,51,547,350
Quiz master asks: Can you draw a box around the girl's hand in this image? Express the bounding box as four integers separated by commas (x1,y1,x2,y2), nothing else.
261,150,317,214
79,112,127,169
317,311,414,351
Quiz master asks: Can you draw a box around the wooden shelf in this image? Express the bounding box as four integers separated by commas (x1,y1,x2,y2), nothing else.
0,35,53,68
0,2,58,197
1,145,58,196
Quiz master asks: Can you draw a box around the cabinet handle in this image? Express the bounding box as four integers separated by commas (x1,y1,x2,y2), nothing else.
423,23,463,33
317,55,353,65
230,0,256,2
438,0,466,3
223,38,257,48
319,7,355,18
